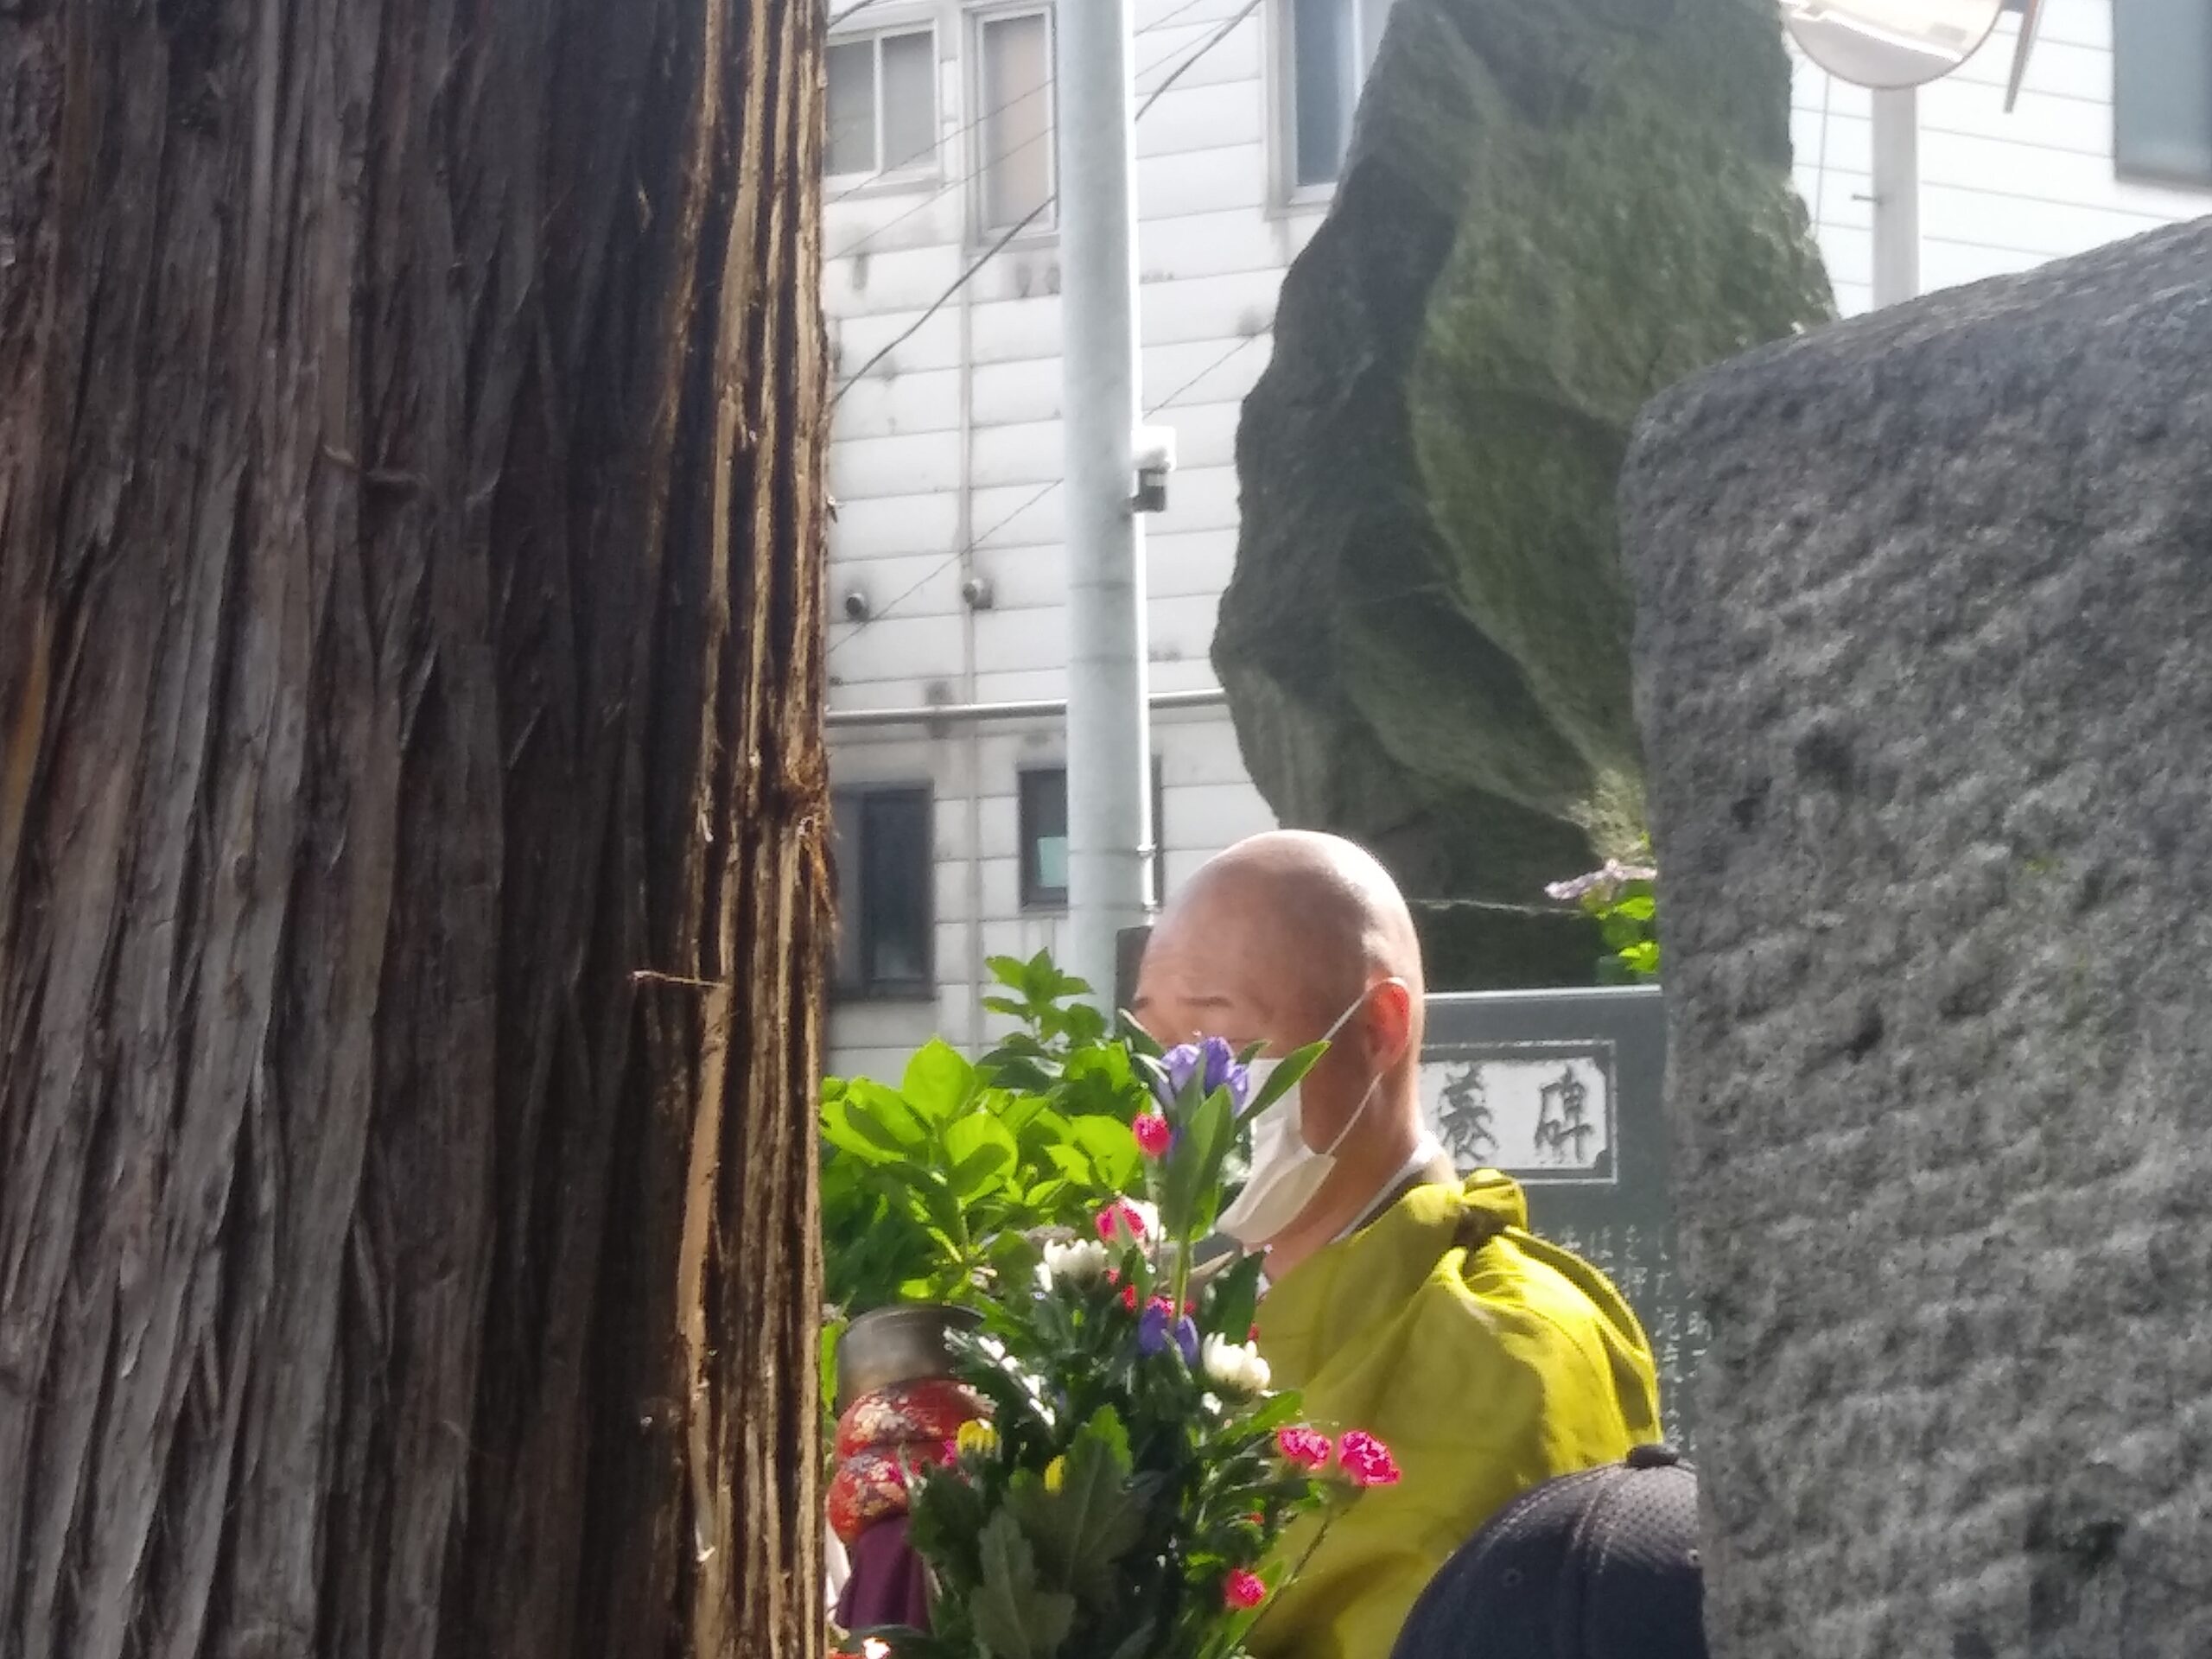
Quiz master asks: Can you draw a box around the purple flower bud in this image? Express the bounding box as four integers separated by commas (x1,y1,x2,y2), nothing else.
1157,1037,1252,1114
1161,1043,1203,1102
1200,1036,1249,1105
1136,1298,1201,1367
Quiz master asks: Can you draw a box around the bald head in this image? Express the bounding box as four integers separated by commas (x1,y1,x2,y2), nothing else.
1135,832,1432,1262
1141,831,1425,1039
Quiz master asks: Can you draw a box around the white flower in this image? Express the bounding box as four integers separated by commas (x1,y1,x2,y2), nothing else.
1041,1238,1112,1287
1200,1334,1272,1395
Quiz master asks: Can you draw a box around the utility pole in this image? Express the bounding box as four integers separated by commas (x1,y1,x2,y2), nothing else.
1870,86,1922,308
1058,0,1153,1006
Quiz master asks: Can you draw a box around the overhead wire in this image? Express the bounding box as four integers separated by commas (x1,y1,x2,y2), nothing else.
827,0,1232,213
829,0,1268,404
829,330,1273,655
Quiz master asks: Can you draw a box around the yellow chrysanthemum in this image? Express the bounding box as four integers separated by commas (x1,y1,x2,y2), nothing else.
956,1420,998,1458
1044,1456,1066,1493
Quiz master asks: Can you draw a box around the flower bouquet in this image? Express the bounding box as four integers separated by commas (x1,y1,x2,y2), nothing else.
841,1033,1402,1659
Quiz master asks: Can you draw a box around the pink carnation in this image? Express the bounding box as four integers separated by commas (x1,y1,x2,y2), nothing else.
1337,1429,1402,1487
1275,1426,1333,1471
1224,1568,1268,1611
1132,1111,1173,1158
1096,1198,1149,1243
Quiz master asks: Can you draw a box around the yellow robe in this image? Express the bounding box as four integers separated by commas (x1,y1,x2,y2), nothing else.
1250,1171,1662,1659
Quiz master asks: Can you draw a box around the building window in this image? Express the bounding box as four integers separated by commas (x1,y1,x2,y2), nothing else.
830,785,934,997
2114,0,2212,186
976,9,1057,236
1019,764,1166,912
1281,0,1394,194
826,27,938,181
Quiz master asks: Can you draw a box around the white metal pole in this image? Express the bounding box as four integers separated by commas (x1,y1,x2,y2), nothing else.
1870,86,1921,308
1057,0,1152,1006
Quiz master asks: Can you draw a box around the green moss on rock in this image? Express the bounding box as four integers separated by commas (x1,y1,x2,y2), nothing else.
1218,0,1833,987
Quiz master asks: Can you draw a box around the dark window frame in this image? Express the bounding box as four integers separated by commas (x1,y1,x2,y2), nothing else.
830,784,936,1001
824,23,941,184
2113,0,2212,188
1019,760,1166,912
972,4,1060,240
1278,0,1394,198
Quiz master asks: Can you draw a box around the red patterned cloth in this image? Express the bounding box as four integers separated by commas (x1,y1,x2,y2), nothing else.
834,1379,987,1461
827,1442,955,1546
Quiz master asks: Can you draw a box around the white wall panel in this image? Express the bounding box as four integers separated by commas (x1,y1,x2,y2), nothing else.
825,0,2212,1077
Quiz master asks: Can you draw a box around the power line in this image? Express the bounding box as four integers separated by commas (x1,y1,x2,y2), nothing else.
830,199,1052,407
829,331,1274,654
1136,0,1266,121
827,0,1230,209
830,0,1266,398
824,0,889,29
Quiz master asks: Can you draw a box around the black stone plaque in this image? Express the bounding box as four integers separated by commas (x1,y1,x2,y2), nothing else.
1422,985,1694,1446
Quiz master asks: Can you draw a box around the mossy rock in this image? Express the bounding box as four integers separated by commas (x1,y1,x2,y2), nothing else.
1219,0,1833,987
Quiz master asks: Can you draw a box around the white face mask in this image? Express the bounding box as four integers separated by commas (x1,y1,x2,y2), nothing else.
1216,988,1386,1249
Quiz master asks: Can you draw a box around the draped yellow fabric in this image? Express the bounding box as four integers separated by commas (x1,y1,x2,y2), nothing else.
1249,1172,1662,1659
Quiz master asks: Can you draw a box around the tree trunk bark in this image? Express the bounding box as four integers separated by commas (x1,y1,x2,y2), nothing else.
0,3,830,1656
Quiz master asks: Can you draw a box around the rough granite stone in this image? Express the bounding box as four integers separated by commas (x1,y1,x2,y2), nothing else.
1221,0,1832,988
1624,217,2212,1658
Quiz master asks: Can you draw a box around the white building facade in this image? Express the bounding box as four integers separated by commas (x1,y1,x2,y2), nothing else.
822,0,2211,1082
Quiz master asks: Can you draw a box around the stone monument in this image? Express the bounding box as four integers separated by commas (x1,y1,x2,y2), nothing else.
1219,0,1832,988
1624,217,2212,1656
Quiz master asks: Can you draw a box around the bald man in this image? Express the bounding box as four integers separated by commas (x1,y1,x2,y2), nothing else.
1135,831,1662,1659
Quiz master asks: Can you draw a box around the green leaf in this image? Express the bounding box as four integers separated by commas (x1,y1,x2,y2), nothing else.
1244,1040,1326,1118
1068,1116,1141,1192
1117,1014,1164,1060
908,1461,991,1586
944,1114,1020,1198
1103,1622,1158,1659
905,1039,981,1122
1041,1143,1099,1185
1161,1087,1233,1243
1204,1252,1264,1347
1004,1410,1145,1610
972,1510,1075,1659
821,1093,913,1162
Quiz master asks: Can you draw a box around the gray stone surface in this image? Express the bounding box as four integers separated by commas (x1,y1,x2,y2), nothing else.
1624,217,2212,1657
1220,0,1831,989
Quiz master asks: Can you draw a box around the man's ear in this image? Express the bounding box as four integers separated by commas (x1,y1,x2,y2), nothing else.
1366,978,1415,1072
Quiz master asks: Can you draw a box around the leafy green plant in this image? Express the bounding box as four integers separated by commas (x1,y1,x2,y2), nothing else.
820,955,1155,1322
848,1036,1402,1659
1546,852,1659,984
